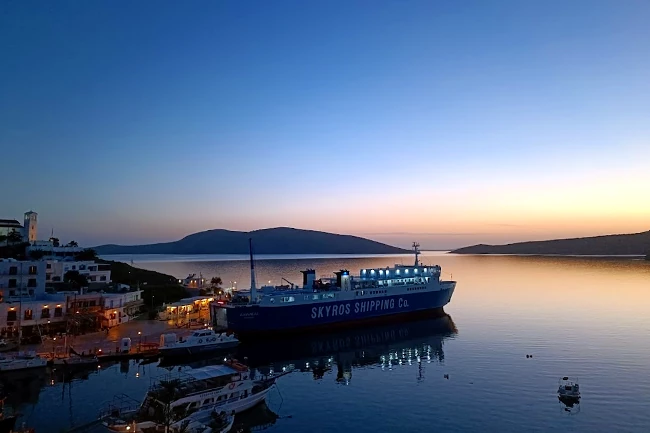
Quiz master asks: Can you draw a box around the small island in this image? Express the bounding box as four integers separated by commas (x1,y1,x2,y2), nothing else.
94,227,408,255
452,230,650,256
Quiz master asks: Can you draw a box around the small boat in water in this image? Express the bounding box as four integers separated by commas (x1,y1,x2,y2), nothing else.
102,359,285,431
557,376,580,401
159,329,239,357
106,411,234,433
0,351,47,372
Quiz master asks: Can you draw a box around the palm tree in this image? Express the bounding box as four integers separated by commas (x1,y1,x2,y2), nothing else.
66,240,79,247
210,277,223,288
49,237,60,247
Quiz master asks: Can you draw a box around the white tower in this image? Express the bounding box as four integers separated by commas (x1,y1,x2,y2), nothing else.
23,211,37,243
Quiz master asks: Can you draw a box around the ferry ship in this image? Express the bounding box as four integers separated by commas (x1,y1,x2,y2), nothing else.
211,241,456,336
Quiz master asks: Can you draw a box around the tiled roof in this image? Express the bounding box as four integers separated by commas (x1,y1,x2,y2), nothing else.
0,219,22,228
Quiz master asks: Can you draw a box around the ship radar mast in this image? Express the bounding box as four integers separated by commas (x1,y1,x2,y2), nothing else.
249,238,257,303
413,242,421,266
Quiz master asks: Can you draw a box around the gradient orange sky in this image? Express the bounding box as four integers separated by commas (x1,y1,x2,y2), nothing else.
2,2,649,249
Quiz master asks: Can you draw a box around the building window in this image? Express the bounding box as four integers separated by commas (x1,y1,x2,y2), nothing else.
8,279,17,288
100,276,107,281
9,266,17,275
28,289,34,296
28,266,37,275
90,300,96,307
54,307,63,317
7,310,17,322
24,309,33,320
46,274,51,281
41,308,50,318
46,263,52,269
52,276,61,282
9,290,15,297
72,265,76,270
27,279,37,287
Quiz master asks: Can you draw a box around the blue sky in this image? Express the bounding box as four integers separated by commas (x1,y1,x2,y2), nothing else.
1,1,649,249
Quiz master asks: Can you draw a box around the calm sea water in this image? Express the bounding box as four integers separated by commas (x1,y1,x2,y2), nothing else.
7,253,650,432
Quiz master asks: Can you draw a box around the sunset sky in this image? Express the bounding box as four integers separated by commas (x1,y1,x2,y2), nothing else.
2,1,649,249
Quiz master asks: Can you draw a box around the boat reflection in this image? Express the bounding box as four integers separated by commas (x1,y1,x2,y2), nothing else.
160,313,457,385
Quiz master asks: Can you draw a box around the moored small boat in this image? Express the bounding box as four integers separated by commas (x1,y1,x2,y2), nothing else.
159,329,239,357
557,376,580,401
0,351,47,373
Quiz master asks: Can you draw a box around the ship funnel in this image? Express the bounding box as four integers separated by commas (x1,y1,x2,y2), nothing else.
301,269,316,289
249,238,257,303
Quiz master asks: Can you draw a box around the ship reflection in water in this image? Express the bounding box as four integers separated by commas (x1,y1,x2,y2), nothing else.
237,313,458,384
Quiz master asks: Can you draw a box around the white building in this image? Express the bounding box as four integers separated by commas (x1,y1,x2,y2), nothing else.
0,211,37,243
0,259,46,301
27,241,85,259
0,219,24,239
47,260,111,285
0,259,67,338
101,290,144,327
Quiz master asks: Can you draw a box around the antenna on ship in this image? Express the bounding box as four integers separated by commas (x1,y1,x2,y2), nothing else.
413,242,421,266
249,238,257,303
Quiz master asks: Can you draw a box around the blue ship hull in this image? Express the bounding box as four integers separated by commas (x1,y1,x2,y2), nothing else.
214,288,454,337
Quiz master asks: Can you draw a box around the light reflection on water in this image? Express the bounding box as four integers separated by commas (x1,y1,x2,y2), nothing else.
7,253,650,432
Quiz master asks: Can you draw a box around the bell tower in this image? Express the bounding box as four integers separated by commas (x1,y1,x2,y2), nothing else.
23,211,37,243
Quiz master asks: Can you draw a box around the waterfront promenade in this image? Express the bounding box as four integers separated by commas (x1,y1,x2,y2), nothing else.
30,319,198,356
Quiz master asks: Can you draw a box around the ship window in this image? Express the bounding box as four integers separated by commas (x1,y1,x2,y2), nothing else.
281,296,295,303
312,294,320,300
203,398,211,405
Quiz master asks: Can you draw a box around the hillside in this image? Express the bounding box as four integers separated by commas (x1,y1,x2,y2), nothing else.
94,227,408,255
451,230,650,255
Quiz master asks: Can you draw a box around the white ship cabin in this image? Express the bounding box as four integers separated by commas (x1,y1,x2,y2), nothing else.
253,263,442,303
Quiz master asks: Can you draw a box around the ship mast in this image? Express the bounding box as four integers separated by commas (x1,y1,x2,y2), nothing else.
248,238,257,303
412,242,420,266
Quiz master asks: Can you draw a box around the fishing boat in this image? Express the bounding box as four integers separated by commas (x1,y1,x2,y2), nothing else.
102,360,285,430
557,376,580,401
159,330,239,357
212,240,457,337
0,351,47,372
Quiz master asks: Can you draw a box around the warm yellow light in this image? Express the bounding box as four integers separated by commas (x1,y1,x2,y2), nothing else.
56,304,61,307
43,305,48,308
9,307,15,311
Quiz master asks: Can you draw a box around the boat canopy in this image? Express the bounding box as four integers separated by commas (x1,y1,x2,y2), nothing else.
184,365,238,381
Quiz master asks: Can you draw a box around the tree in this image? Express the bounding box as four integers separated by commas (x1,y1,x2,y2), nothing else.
66,240,79,247
49,237,60,247
210,277,222,288
75,248,98,261
64,270,88,288
7,229,23,244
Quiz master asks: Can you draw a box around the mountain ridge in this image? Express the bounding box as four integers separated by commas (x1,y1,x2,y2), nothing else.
94,227,409,255
451,230,650,255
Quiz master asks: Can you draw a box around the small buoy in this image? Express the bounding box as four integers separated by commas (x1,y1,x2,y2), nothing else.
526,355,530,358
443,374,449,379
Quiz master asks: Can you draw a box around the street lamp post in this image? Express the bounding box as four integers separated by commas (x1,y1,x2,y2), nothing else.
137,331,142,353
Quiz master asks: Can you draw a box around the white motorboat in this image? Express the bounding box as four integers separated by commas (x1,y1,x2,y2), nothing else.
0,351,47,372
558,376,580,400
170,410,235,433
105,411,234,433
159,329,239,357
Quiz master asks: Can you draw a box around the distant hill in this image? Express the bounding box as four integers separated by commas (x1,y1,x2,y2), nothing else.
94,227,408,255
452,230,650,256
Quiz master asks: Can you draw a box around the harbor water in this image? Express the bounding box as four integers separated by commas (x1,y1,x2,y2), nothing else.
6,252,650,432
